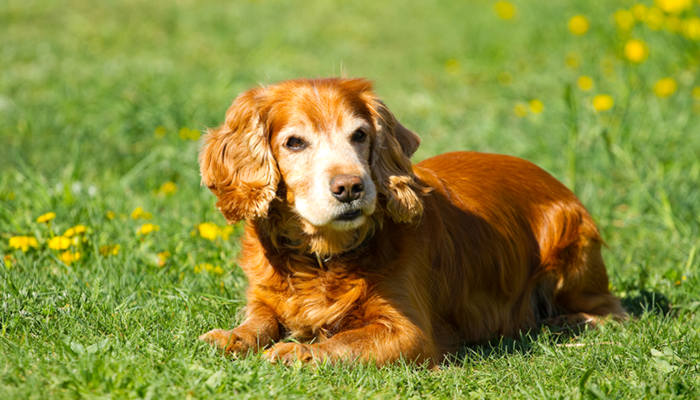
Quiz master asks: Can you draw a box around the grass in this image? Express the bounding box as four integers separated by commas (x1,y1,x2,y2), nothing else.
1,0,699,398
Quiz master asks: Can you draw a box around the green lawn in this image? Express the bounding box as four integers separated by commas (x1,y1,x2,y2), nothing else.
1,0,699,398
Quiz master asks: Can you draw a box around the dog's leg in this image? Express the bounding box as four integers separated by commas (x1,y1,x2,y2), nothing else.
549,239,627,328
199,301,280,355
264,319,436,367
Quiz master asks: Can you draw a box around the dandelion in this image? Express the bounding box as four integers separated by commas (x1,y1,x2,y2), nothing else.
494,1,516,20
197,222,220,241
528,99,544,114
194,262,223,275
655,0,692,14
577,76,594,91
131,207,152,220
513,103,528,117
157,251,171,267
64,225,87,237
9,236,39,252
99,244,120,256
158,181,177,196
664,15,682,32
592,94,614,112
631,4,647,20
137,223,160,235
692,86,700,99
154,126,167,138
624,39,649,63
59,251,81,265
106,211,116,220
614,9,635,30
653,77,678,98
48,236,71,250
179,127,201,141
682,17,700,40
568,15,589,35
3,254,13,269
36,212,56,223
220,225,234,241
644,7,665,30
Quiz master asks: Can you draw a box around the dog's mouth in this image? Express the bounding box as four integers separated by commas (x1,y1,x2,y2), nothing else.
335,209,362,221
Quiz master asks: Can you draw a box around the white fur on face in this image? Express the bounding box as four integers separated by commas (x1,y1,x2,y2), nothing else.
276,118,376,231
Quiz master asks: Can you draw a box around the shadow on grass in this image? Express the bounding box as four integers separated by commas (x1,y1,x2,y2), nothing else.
444,325,589,366
443,290,672,366
620,290,672,317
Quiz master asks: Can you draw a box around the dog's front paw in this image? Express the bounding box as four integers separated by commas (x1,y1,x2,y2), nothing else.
263,342,322,365
199,329,252,355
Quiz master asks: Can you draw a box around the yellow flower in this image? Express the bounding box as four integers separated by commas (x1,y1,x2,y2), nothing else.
655,0,692,14
568,15,589,35
528,99,544,114
59,251,81,265
9,236,39,252
99,244,120,256
614,9,635,31
179,127,201,141
64,225,87,237
194,262,223,275
592,94,614,112
494,1,516,20
577,76,594,91
36,212,56,223
664,15,682,32
513,103,528,118
154,126,167,138
645,7,665,30
131,207,152,220
3,254,13,269
106,211,116,220
157,251,171,267
137,223,160,235
48,236,71,250
683,17,700,40
220,225,234,241
197,222,220,241
653,77,678,98
158,181,177,196
692,86,700,99
624,39,649,63
631,4,648,20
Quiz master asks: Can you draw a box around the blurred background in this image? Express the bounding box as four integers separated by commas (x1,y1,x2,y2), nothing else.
0,0,698,396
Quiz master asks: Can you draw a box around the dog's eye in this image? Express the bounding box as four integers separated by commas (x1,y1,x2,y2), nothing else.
285,136,307,151
351,129,367,143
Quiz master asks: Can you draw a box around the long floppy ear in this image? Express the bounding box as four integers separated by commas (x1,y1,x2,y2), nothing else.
199,88,279,223
367,98,426,224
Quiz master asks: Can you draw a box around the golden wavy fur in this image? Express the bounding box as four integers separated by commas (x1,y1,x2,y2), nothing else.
198,78,626,367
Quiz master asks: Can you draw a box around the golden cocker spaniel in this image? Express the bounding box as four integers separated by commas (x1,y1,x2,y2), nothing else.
198,78,626,366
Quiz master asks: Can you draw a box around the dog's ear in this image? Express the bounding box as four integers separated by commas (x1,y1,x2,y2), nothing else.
367,98,426,224
199,87,279,223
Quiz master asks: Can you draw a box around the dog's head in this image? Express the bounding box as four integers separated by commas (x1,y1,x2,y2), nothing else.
199,78,423,247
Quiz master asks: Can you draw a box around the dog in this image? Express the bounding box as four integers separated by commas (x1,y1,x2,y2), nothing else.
198,78,626,366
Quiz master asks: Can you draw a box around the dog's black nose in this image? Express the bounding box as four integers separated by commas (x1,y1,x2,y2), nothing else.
330,174,364,203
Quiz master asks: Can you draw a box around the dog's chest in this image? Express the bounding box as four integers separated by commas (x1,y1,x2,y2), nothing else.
269,266,368,340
